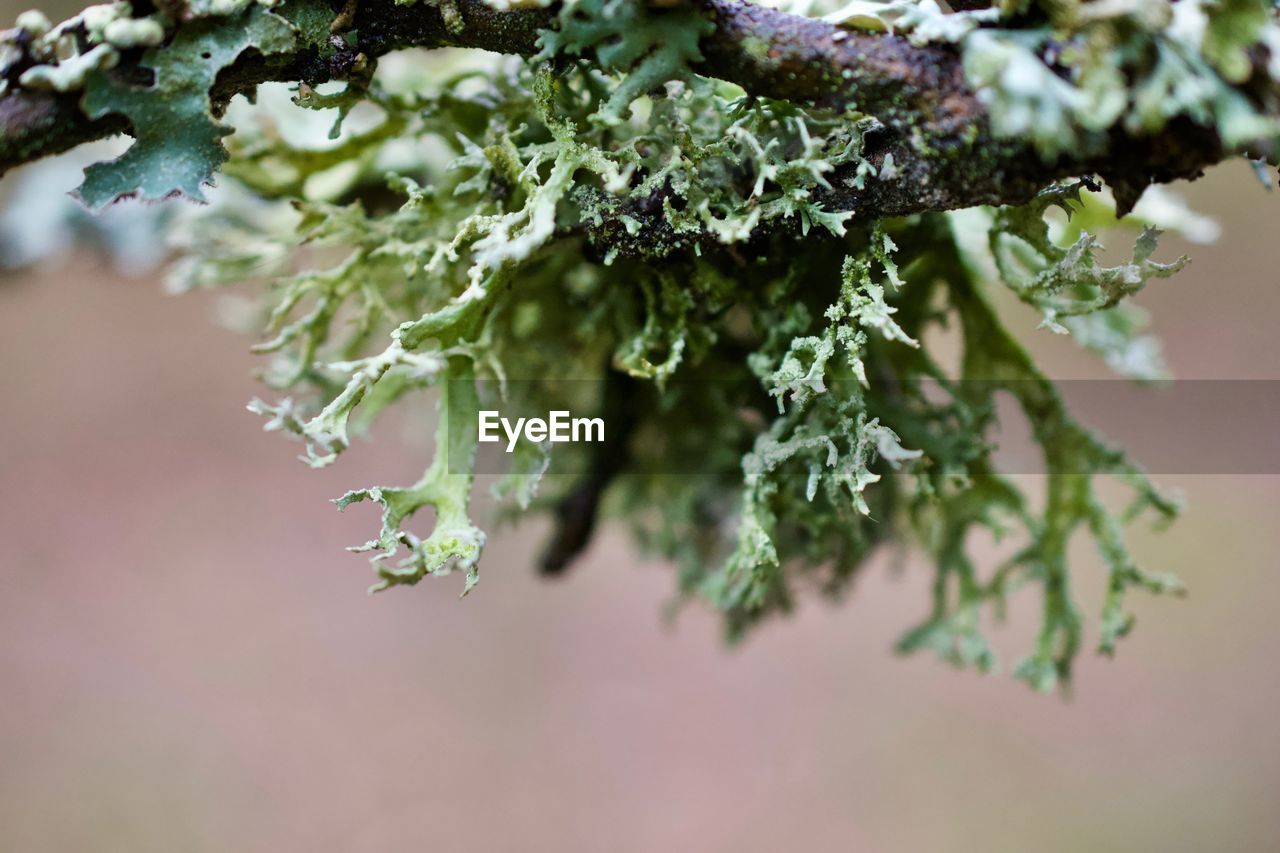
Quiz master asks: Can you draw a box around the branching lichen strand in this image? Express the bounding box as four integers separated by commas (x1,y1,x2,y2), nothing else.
3,0,1272,691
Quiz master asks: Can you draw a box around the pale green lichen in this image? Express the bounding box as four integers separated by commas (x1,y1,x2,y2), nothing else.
825,0,1280,159
535,0,714,125
8,3,170,96
81,4,122,40
185,0,269,18
15,9,51,35
75,4,299,208
19,43,118,92
988,183,1188,333
335,363,487,595
101,17,164,48
160,29,1207,691
10,0,1276,692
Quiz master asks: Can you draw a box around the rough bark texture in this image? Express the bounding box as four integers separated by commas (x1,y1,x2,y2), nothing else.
0,0,1254,218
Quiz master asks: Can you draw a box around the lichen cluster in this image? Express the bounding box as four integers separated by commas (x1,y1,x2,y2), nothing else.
4,0,1279,690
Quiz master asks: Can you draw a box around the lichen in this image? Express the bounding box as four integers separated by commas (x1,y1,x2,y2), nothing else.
4,0,1274,691
75,5,298,207
157,24,1213,690
534,0,714,124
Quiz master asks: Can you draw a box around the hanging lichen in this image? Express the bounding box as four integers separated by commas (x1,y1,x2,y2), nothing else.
1,0,1277,691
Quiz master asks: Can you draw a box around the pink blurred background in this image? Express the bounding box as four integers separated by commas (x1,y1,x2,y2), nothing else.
2,143,1280,851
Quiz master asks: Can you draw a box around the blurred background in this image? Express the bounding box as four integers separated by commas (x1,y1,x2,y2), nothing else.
3,23,1280,850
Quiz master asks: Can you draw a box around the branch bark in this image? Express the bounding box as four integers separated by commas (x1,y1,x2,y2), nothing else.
0,0,1255,218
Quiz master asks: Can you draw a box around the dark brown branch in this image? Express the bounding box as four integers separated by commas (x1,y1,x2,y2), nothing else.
0,0,557,175
0,86,125,175
539,370,642,575
695,0,978,138
0,0,1254,218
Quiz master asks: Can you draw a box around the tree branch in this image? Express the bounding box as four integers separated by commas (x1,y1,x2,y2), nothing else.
0,0,1260,218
